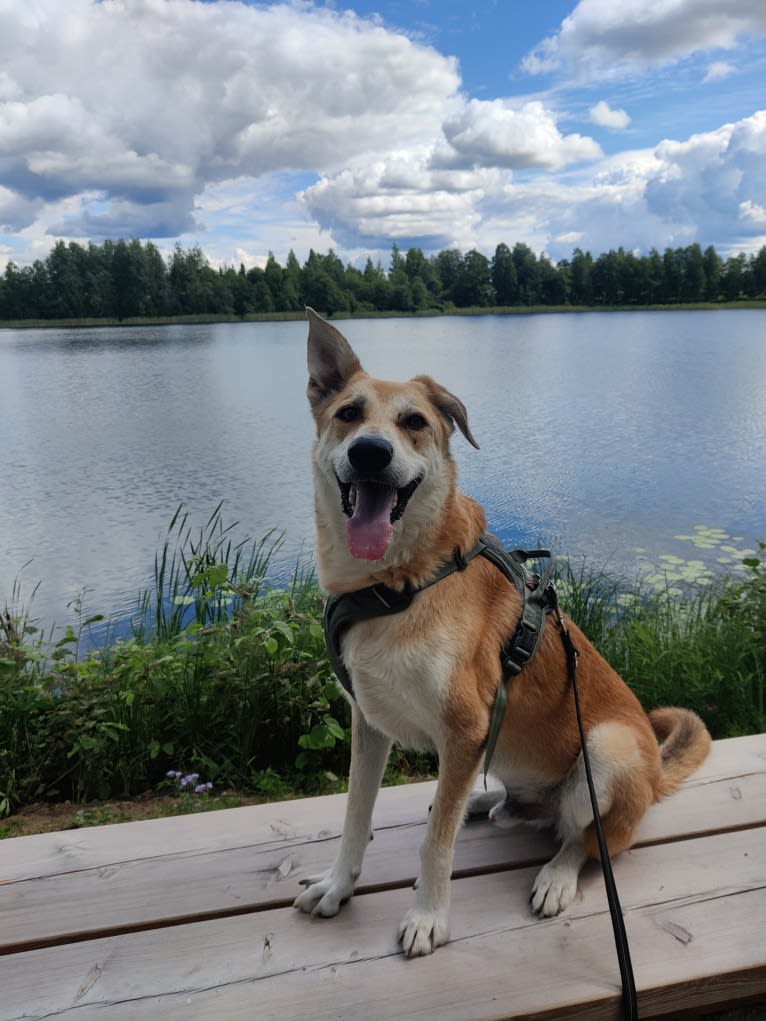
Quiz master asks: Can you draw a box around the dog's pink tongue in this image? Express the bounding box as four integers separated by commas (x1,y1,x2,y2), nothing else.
347,484,394,560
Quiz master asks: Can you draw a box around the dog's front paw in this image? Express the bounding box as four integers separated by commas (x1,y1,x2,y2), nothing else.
293,869,356,917
398,906,450,956
530,861,579,918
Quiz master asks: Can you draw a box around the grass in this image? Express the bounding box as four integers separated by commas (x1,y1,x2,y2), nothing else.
557,541,766,737
0,508,764,824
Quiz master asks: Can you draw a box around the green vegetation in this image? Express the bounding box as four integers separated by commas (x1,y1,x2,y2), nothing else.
1,237,765,323
1,510,764,820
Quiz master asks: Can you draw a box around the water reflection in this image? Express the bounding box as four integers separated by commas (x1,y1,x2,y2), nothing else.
0,311,764,637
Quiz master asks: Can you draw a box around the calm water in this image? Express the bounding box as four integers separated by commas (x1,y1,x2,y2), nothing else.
1,311,764,637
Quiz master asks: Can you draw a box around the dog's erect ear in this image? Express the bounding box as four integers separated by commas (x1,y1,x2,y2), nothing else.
413,375,480,449
306,308,363,410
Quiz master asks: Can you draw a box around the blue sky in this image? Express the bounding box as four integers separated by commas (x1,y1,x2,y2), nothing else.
1,0,765,271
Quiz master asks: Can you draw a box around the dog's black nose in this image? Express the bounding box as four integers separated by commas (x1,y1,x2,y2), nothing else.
348,436,394,474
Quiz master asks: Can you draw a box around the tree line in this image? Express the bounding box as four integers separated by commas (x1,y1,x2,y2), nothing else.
1,237,765,322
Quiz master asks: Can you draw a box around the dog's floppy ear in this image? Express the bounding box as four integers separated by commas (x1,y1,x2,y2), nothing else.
413,375,480,449
306,308,363,410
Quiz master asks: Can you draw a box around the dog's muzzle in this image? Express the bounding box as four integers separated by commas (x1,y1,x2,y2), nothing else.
335,436,422,560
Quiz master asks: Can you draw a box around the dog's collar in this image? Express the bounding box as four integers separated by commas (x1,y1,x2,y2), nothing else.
322,535,556,778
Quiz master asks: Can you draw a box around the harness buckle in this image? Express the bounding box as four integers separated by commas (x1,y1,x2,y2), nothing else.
452,546,469,571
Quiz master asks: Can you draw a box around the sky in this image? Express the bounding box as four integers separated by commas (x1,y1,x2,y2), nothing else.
1,0,765,272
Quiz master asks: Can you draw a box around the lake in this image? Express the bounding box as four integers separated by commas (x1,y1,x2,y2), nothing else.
1,310,764,639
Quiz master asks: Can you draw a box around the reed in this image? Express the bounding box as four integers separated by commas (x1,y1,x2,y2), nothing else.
136,501,282,641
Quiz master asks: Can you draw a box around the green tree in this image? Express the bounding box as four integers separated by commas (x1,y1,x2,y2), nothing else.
142,241,170,316
46,241,86,317
569,249,593,305
512,243,540,305
644,248,664,304
751,246,766,297
262,253,287,311
168,244,217,314
539,255,567,305
389,242,405,275
491,242,517,305
721,253,748,300
404,247,440,307
388,265,412,311
283,250,302,310
661,248,683,303
361,258,390,309
682,244,706,302
301,250,349,315
454,249,493,307
702,245,722,301
226,265,251,317
110,239,150,320
434,249,463,305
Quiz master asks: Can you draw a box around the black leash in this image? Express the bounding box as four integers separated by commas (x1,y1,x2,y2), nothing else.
550,590,639,1021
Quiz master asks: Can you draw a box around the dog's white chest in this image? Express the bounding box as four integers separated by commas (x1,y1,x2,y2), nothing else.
341,617,455,750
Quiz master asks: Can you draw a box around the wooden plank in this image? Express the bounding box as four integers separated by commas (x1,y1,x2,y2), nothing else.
0,817,554,955
0,779,441,883
2,754,765,953
2,828,763,1021
3,733,763,885
680,732,765,782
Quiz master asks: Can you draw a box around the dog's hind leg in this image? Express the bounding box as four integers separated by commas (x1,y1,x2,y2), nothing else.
465,785,507,821
399,730,483,956
294,704,391,917
530,721,652,917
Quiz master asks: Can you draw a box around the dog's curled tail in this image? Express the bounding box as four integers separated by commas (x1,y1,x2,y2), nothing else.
649,707,712,799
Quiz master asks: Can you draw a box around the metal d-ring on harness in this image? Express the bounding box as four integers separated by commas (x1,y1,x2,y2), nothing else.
322,535,638,1020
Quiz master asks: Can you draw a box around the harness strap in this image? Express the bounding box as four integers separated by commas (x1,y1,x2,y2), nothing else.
480,546,556,783
323,538,490,699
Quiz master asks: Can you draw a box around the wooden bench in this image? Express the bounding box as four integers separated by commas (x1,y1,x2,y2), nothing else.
1,733,764,1020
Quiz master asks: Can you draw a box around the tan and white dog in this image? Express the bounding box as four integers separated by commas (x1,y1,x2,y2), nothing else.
294,308,711,956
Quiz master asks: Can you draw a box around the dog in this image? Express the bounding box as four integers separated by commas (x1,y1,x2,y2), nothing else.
294,308,712,956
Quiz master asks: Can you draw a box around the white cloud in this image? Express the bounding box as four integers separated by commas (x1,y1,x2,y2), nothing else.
435,99,603,170
0,182,41,231
1,0,765,272
300,153,497,250
300,95,605,253
0,0,460,239
523,0,766,78
739,199,766,227
703,61,737,83
644,111,766,246
589,100,631,129
302,109,766,261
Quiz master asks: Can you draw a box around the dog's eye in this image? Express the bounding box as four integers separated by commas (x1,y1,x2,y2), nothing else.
404,412,427,431
337,404,361,423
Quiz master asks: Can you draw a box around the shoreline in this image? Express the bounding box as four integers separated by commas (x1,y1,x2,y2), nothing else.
1,299,764,331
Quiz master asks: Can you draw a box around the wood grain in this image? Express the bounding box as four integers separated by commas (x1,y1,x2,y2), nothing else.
1,734,764,1021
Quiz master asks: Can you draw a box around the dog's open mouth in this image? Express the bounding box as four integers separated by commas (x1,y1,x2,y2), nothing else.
338,477,422,560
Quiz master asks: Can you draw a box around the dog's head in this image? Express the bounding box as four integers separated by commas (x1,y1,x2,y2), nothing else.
306,308,478,565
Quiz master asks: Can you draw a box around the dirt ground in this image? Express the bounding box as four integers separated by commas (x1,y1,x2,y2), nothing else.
1,791,266,838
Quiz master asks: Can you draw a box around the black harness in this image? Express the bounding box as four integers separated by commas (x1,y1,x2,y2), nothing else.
323,534,556,779
322,534,638,1020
